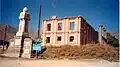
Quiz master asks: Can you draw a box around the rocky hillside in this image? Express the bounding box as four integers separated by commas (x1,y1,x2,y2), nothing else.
0,24,40,41
110,31,119,39
0,24,17,41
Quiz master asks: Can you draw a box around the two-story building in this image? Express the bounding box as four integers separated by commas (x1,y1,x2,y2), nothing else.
41,16,98,46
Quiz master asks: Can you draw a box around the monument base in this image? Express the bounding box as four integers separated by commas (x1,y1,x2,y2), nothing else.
5,36,22,57
22,37,32,58
5,36,32,58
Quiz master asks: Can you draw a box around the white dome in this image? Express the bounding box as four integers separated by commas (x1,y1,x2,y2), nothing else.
23,7,28,12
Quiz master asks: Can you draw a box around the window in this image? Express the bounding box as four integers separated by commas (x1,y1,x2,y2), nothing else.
46,37,50,43
57,36,61,41
58,23,62,30
70,22,75,30
69,36,74,42
47,24,51,31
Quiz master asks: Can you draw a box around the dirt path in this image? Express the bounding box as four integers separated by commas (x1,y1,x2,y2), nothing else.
0,58,119,67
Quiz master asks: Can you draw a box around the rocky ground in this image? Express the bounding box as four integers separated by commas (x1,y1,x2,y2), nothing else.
41,44,119,62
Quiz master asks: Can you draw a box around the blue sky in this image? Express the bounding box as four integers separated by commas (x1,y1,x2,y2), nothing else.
0,0,119,32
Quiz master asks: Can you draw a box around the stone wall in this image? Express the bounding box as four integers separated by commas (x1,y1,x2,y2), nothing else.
80,17,98,45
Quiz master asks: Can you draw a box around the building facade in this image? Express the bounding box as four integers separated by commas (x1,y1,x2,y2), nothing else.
41,16,98,46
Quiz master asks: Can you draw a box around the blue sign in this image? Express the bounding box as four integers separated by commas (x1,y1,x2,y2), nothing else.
32,44,42,51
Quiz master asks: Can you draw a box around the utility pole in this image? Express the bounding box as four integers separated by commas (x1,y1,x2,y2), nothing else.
36,1,42,58
37,5,41,39
3,25,7,53
0,30,2,40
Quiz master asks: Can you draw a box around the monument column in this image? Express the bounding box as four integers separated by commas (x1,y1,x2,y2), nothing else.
99,25,103,44
16,7,30,37
15,7,30,57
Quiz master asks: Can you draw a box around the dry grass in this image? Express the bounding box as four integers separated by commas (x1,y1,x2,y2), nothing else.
40,44,119,62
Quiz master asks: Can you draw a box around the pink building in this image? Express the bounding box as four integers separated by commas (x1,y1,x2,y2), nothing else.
41,16,98,46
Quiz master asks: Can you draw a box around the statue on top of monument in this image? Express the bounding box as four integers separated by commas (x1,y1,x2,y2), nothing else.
19,7,30,21
16,7,30,37
23,7,28,12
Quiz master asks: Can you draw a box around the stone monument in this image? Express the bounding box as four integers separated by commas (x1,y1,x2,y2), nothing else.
5,7,32,58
